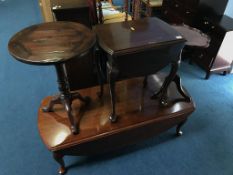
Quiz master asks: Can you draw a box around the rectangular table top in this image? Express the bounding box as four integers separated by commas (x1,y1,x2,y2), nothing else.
94,17,186,56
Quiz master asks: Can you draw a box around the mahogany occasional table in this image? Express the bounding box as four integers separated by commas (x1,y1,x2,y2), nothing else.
38,74,195,174
8,22,96,134
94,17,191,122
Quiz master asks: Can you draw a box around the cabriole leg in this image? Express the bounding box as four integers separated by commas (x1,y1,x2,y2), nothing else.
176,120,187,136
53,152,66,175
107,62,118,122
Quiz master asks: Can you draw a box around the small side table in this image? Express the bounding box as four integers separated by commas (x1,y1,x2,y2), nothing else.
94,17,191,122
8,22,96,134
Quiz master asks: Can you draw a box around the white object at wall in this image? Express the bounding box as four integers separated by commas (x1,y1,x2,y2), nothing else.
215,31,233,73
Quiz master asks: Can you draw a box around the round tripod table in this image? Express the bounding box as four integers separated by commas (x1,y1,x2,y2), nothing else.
8,21,96,134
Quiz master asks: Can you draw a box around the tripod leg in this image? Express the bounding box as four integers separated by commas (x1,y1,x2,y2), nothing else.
173,75,191,102
151,61,178,106
71,92,91,105
108,71,117,122
107,62,118,123
61,96,78,134
42,95,61,112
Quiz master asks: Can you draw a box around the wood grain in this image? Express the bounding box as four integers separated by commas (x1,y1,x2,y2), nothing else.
8,22,96,65
38,74,195,153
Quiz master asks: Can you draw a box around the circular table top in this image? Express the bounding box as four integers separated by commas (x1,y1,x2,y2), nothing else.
8,22,96,65
172,24,210,48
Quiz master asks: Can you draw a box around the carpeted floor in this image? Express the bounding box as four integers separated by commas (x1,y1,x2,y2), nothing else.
1,0,233,175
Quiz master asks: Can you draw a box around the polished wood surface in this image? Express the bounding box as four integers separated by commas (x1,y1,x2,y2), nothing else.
94,17,186,122
8,22,96,65
94,17,185,56
38,74,195,152
8,21,96,133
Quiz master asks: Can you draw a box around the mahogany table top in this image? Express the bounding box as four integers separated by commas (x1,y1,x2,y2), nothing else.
38,74,195,152
94,17,186,56
8,21,96,65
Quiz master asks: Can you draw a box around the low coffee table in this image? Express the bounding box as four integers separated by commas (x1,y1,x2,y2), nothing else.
38,74,195,174
8,21,96,134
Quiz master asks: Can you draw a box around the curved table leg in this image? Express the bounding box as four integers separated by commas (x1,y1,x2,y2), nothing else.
61,95,78,134
151,61,179,106
71,92,91,105
43,63,90,134
53,152,66,175
96,50,106,98
176,119,187,136
173,75,191,102
42,94,61,112
108,67,117,122
107,61,119,123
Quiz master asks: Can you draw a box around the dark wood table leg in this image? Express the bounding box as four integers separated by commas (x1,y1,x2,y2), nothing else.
151,61,179,106
151,58,191,105
205,70,211,80
42,63,90,134
96,49,106,98
53,152,66,175
173,74,191,102
107,63,118,122
71,92,90,104
42,94,61,112
143,75,148,88
176,119,187,136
